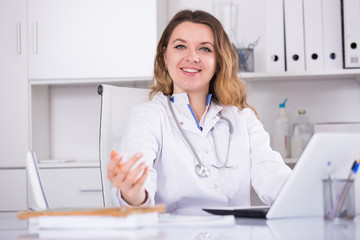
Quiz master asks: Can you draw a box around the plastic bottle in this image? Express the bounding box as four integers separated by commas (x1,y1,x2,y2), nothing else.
291,125,304,158
272,98,290,158
291,110,313,157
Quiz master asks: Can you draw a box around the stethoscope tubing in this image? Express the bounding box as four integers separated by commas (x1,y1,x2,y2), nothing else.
167,97,207,168
167,97,234,177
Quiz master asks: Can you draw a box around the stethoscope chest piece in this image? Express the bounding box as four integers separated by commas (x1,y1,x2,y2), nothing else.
195,164,210,177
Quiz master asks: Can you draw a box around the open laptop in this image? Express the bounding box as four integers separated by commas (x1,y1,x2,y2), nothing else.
203,132,360,219
26,150,50,210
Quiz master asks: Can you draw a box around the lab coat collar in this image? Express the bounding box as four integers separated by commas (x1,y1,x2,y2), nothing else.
169,92,212,107
167,92,223,135
202,102,223,136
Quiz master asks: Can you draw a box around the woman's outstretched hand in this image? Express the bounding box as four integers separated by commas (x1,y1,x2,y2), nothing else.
107,150,149,206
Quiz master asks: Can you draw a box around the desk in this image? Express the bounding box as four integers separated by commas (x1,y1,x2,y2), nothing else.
1,212,359,239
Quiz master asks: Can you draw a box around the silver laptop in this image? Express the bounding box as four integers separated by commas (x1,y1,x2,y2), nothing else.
203,132,360,219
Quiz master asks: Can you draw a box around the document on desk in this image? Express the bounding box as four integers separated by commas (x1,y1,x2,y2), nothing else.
33,212,159,230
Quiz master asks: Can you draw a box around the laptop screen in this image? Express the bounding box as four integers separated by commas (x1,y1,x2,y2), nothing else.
26,150,49,210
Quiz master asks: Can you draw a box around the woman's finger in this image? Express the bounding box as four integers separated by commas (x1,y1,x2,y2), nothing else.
107,150,123,180
134,166,149,190
122,162,146,185
120,152,143,174
131,167,149,193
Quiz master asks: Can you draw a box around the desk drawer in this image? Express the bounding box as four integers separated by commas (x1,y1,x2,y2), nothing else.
39,167,103,208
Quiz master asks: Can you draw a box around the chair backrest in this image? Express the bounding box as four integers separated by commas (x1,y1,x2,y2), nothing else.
98,84,150,207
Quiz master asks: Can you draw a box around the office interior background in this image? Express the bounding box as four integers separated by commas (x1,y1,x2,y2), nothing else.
1,0,360,211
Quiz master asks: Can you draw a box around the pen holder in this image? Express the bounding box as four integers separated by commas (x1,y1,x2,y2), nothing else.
323,179,355,220
236,48,254,72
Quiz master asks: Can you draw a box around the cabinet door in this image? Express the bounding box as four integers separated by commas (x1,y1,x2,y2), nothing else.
0,0,28,167
28,0,157,79
0,169,27,210
39,168,103,208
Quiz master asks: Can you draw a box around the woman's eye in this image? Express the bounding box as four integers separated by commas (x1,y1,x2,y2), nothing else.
175,45,186,50
200,47,212,53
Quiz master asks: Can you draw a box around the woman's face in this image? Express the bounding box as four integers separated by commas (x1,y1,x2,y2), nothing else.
164,21,216,95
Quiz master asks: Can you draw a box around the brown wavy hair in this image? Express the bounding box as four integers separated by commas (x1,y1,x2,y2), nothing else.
150,9,258,117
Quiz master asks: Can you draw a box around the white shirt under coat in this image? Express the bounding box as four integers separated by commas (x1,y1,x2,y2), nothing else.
111,92,292,214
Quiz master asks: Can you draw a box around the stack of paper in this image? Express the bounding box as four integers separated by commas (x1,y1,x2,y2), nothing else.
19,205,165,239
31,213,160,239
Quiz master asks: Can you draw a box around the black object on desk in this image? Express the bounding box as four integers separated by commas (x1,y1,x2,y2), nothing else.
203,207,269,219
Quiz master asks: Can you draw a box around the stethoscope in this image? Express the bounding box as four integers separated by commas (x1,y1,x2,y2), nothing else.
167,97,237,178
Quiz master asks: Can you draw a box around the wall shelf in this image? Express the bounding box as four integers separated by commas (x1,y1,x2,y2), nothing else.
29,77,152,87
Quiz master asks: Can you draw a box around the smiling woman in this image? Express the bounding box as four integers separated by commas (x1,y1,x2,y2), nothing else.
107,10,292,214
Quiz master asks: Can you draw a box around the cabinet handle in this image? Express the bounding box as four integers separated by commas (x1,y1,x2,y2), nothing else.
16,22,21,55
33,21,38,53
79,187,102,192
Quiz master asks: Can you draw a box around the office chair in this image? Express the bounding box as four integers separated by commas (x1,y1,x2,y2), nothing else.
98,84,150,207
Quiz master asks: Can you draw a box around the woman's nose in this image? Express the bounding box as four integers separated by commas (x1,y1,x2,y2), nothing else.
187,50,200,63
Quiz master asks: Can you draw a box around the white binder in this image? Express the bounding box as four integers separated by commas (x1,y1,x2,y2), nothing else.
322,0,343,70
342,0,360,68
264,0,285,72
303,0,324,71
284,0,305,71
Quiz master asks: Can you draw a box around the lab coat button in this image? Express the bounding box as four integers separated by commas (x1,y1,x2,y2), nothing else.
212,116,216,120
179,121,184,125
204,148,209,153
213,184,217,189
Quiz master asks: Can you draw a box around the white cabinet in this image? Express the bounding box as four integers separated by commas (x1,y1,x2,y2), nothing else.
0,0,28,211
37,165,103,208
28,0,157,80
0,169,27,211
0,0,28,168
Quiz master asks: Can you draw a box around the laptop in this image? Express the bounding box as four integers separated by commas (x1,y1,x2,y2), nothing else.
203,132,360,219
26,150,50,210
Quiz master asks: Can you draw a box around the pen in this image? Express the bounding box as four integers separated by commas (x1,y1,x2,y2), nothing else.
326,161,334,210
329,160,359,218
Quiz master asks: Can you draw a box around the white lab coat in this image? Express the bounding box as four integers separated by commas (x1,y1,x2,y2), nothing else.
112,92,292,214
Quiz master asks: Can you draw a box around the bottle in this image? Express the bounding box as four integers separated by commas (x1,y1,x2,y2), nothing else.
291,125,304,159
292,110,313,157
272,98,290,158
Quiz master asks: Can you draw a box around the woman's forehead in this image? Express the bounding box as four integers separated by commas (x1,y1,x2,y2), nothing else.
168,22,214,45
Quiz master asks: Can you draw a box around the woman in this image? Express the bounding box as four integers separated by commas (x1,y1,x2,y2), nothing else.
107,10,292,214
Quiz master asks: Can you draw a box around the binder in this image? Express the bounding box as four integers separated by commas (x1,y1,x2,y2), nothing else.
342,0,360,68
264,0,285,72
322,0,343,70
284,0,305,71
303,0,324,71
